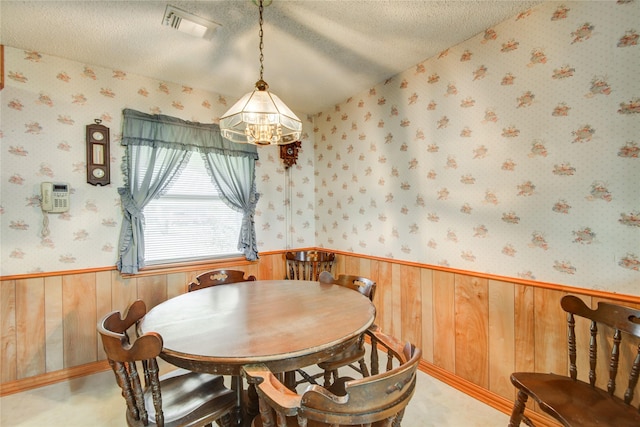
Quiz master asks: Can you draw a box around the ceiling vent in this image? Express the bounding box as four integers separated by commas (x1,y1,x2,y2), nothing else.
162,5,221,40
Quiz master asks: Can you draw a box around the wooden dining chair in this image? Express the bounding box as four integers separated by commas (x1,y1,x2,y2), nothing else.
508,295,640,427
296,271,376,388
188,269,256,292
98,300,236,427
187,269,257,423
243,325,421,427
285,250,335,281
319,271,376,300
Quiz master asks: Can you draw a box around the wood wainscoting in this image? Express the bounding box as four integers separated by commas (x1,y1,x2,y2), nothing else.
2,250,638,425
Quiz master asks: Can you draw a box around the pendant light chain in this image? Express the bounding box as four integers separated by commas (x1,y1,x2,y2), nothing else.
219,0,302,145
258,0,264,81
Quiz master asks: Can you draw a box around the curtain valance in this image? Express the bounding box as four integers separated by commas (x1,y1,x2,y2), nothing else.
121,108,259,158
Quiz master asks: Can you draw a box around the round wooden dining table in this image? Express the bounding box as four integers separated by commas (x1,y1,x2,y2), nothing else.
139,279,376,425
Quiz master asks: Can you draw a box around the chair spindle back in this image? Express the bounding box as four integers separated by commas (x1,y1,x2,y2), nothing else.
285,250,335,281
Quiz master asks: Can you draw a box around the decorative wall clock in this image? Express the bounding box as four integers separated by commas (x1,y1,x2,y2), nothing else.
280,140,301,168
86,119,110,186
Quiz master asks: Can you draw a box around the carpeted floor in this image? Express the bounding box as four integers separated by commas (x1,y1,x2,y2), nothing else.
1,364,509,426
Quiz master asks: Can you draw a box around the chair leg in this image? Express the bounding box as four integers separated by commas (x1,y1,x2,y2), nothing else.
257,395,276,427
283,371,297,391
392,408,405,427
323,369,334,387
216,413,232,427
508,390,530,427
358,358,369,377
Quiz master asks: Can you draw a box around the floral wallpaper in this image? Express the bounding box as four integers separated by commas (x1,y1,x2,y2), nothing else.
310,0,639,294
0,47,315,276
1,0,638,296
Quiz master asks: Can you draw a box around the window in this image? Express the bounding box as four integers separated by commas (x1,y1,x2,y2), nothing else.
117,109,258,274
143,154,243,264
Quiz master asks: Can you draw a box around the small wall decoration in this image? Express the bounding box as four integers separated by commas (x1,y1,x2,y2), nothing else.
86,119,110,185
280,140,301,168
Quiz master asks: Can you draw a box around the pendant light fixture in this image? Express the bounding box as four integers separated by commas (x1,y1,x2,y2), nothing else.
219,0,302,146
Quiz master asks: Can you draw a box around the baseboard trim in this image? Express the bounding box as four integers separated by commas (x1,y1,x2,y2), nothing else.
418,361,561,427
0,360,111,397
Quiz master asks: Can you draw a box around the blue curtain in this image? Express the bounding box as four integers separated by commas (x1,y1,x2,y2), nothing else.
117,109,259,274
202,152,260,262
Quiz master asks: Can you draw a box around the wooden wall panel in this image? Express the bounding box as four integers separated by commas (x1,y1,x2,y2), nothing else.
95,271,112,361
1,280,17,382
454,275,489,387
44,275,63,373
257,254,274,280
390,263,402,339
420,268,434,363
343,255,361,277
62,273,96,368
333,253,346,276
244,263,260,280
167,272,187,299
258,253,284,280
433,270,455,372
369,259,381,321
400,265,421,345
136,275,167,311
375,260,393,335
272,253,286,280
111,270,137,313
16,278,45,379
533,288,567,375
488,279,515,399
514,284,535,374
513,283,536,410
358,257,371,279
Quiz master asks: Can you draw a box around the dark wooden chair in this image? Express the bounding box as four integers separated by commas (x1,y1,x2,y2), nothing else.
188,269,256,292
98,300,236,427
285,250,335,281
319,271,376,300
508,295,640,427
243,325,421,427
187,269,257,423
296,271,377,388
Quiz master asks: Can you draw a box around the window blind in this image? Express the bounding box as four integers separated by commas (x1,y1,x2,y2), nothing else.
143,154,243,263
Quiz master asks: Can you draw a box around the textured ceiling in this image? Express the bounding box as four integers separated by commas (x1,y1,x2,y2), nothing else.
1,0,543,113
